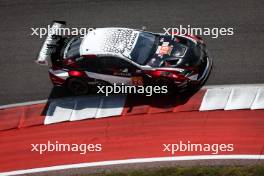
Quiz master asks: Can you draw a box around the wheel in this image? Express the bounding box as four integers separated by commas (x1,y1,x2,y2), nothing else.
66,77,89,95
153,77,177,95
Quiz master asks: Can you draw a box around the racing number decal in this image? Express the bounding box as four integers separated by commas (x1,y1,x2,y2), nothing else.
132,76,143,85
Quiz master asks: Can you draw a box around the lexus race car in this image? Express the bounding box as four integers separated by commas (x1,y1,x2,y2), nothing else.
37,21,212,95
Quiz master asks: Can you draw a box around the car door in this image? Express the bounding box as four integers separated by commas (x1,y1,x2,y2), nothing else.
92,56,143,85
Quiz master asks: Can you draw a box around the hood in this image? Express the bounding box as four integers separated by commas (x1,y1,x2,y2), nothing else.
147,35,203,68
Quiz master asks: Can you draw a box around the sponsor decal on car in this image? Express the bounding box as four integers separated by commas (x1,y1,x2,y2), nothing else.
156,42,173,57
131,76,144,85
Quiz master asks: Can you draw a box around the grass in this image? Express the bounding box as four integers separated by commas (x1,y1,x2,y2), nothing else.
85,165,264,176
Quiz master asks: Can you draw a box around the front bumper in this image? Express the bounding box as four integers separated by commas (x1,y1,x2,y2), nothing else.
178,48,213,89
197,55,213,84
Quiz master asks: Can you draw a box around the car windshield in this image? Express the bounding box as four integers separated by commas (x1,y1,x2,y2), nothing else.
129,32,158,65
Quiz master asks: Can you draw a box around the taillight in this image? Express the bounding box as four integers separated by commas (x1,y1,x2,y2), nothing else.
68,70,86,77
149,70,187,81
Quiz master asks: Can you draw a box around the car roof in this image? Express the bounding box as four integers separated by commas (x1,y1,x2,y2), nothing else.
79,27,140,58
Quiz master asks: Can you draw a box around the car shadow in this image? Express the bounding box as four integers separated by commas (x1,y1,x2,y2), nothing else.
41,85,201,117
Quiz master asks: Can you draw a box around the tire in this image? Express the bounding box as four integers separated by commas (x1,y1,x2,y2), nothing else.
66,77,89,95
154,77,177,95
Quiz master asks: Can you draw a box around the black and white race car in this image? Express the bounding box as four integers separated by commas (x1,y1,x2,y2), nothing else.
37,21,212,95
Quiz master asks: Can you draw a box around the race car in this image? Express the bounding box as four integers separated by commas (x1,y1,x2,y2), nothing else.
37,21,212,95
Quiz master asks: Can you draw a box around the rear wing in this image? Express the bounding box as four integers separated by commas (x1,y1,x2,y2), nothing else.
36,21,66,65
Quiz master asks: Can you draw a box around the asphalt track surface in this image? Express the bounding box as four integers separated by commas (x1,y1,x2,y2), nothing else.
0,0,264,105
